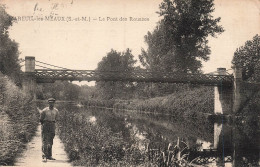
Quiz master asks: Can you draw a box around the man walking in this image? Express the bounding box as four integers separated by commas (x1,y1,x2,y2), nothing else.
39,98,59,162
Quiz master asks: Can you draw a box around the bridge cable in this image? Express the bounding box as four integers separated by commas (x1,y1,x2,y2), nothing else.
35,64,52,70
35,60,71,70
224,69,233,75
225,71,233,75
35,60,69,70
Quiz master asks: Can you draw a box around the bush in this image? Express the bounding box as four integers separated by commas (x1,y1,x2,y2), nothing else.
0,73,38,165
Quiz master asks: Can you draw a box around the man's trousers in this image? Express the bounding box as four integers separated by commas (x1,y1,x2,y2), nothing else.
41,121,55,158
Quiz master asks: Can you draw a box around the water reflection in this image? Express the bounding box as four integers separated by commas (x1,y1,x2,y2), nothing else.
88,116,97,124
76,107,259,166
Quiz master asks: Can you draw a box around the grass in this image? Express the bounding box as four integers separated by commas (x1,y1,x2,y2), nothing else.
123,86,214,115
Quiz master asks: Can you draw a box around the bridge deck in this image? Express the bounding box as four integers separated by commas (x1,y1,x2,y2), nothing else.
32,69,233,86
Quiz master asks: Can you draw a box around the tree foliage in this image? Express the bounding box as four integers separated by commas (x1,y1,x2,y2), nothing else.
96,49,137,100
36,81,82,101
0,5,21,84
139,0,224,73
232,34,260,81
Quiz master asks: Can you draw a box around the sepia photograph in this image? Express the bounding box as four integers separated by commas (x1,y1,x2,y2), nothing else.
0,0,260,166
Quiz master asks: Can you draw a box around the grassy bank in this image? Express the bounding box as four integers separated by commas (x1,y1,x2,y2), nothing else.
82,86,214,117
119,86,214,116
0,74,39,165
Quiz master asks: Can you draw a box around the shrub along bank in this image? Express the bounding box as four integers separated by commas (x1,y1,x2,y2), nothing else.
117,86,214,116
0,74,39,165
82,86,214,117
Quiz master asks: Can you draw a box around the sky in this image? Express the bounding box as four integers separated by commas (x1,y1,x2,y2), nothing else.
1,0,260,85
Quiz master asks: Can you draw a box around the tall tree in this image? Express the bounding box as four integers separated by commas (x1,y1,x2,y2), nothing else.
96,49,137,100
0,5,21,84
139,0,224,73
232,34,260,81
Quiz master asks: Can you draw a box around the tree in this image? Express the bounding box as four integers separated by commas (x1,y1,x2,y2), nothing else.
96,49,137,100
36,81,81,101
232,34,260,81
139,0,224,73
0,5,21,84
78,85,98,101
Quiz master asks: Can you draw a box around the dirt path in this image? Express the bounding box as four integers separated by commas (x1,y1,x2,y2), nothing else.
15,125,72,167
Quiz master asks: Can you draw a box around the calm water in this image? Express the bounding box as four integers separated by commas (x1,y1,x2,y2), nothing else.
57,104,260,167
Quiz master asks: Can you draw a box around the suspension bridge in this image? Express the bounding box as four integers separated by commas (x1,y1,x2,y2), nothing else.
21,57,233,86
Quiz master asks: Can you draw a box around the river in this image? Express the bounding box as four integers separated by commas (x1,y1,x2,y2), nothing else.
55,103,259,167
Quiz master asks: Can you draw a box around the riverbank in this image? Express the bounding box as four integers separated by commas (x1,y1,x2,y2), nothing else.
0,74,39,165
82,86,214,117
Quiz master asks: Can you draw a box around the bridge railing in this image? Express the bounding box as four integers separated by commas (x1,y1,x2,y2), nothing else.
33,69,233,86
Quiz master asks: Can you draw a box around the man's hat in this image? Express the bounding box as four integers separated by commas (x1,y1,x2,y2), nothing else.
48,98,56,102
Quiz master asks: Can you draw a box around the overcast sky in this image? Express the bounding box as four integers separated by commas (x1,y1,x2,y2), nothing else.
2,0,260,85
